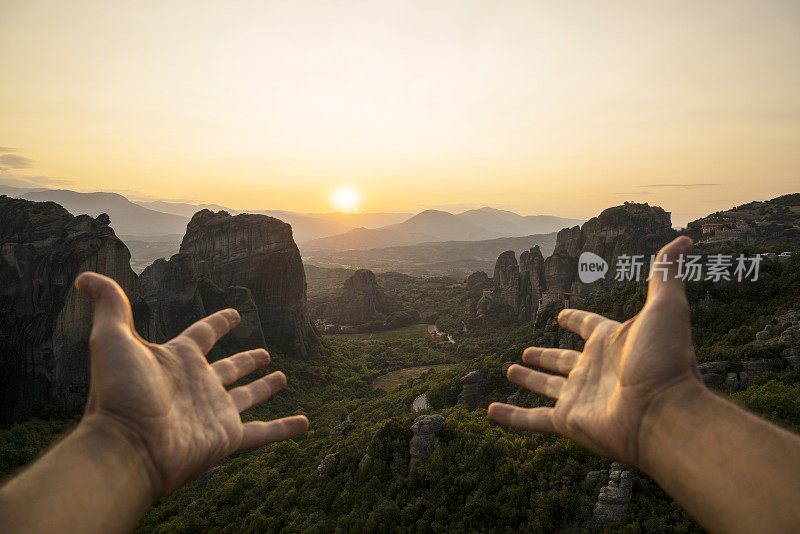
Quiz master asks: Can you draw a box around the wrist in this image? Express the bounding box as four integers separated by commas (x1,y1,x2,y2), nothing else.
637,376,708,474
78,413,161,503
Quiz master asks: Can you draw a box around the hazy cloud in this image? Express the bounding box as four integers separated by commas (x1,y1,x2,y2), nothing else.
0,153,33,169
0,173,72,188
0,146,15,153
640,183,721,189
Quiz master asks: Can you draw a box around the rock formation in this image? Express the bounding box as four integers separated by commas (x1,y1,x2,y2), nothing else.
317,453,339,476
519,245,546,318
698,359,788,391
476,203,674,322
138,254,265,362
456,370,485,408
409,414,445,470
566,203,674,301
141,210,319,359
476,290,496,316
0,196,139,423
493,251,521,312
465,271,491,314
592,462,632,525
327,268,384,323
754,310,800,347
584,468,610,487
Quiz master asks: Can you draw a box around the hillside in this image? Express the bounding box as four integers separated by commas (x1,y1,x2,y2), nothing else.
685,193,800,250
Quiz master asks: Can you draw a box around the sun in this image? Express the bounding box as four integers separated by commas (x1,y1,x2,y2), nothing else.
332,186,361,212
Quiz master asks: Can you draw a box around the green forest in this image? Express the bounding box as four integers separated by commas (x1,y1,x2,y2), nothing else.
2,252,799,533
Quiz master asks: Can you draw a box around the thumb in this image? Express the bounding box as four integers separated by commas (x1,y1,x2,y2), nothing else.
75,271,134,335
646,236,693,305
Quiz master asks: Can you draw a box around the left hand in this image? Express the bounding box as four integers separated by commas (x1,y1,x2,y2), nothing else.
76,272,309,499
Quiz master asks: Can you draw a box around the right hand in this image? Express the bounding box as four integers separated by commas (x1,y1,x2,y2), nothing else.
488,236,704,466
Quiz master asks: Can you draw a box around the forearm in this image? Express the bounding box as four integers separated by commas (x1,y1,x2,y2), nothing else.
639,381,800,534
0,415,155,534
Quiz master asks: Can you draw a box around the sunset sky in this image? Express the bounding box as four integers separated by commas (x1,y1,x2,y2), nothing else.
1,0,798,225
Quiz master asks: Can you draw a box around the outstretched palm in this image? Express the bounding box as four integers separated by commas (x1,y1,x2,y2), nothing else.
76,272,308,498
488,236,700,464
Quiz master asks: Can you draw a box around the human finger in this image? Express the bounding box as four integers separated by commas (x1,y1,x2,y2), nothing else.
212,349,270,386
487,403,557,433
238,415,310,451
522,347,580,375
229,371,286,412
75,272,134,335
647,236,693,305
557,309,607,340
507,364,565,399
176,308,240,355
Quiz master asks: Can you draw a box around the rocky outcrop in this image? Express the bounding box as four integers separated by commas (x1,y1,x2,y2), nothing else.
151,210,318,359
478,203,673,322
698,359,787,391
409,414,445,470
138,254,266,361
494,251,521,312
0,196,139,423
476,291,496,316
592,462,632,525
456,370,485,408
585,468,610,487
567,203,674,301
519,245,546,318
326,269,384,323
317,453,339,476
544,226,582,293
754,310,800,346
465,271,491,314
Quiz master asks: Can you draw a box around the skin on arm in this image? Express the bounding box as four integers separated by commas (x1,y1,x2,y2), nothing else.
488,236,800,534
0,272,309,534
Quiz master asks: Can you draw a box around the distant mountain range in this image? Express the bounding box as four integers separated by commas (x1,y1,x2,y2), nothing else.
0,186,411,243
0,184,580,250
18,190,190,238
303,208,582,251
0,184,581,276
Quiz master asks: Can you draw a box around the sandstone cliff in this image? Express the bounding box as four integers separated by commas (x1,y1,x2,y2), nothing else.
325,269,385,323
138,254,265,362
0,196,139,423
465,271,491,315
478,203,674,321
142,210,319,359
566,202,674,301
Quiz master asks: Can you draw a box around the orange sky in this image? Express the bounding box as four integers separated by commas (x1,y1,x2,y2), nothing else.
1,0,798,226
